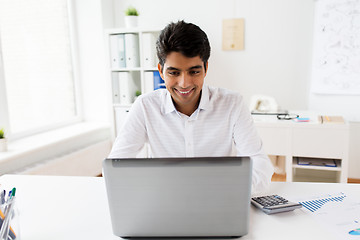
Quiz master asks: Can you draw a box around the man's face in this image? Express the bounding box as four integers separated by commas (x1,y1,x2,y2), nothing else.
158,52,207,115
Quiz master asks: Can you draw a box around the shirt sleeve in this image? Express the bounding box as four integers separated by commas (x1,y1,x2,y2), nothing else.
232,96,274,195
108,97,147,158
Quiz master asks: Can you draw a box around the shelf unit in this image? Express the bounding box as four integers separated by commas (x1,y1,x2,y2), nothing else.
253,113,349,183
292,157,342,183
105,28,161,140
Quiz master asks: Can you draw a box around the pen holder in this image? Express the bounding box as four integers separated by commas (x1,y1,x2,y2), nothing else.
0,197,20,240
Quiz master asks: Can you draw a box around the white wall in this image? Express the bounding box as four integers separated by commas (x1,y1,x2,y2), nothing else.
73,0,113,124
349,123,360,178
115,0,314,110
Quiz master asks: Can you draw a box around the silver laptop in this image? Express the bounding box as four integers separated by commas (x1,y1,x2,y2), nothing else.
103,157,253,238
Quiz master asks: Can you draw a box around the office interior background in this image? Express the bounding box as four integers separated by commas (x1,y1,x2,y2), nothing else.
0,0,359,180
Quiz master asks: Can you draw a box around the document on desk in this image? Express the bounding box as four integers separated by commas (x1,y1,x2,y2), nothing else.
296,192,360,239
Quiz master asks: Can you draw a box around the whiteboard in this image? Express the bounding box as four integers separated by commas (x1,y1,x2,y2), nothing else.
311,0,360,95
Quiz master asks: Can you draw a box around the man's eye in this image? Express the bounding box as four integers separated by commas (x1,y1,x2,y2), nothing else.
190,71,200,75
168,71,179,76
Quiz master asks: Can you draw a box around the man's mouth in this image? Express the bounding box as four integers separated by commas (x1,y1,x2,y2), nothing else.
175,88,194,96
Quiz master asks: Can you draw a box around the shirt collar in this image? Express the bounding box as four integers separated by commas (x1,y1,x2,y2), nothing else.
163,84,210,115
198,84,209,111
164,90,176,114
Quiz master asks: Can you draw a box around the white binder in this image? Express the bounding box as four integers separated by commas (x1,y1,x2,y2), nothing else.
118,72,137,105
124,34,140,68
110,34,126,69
111,73,120,103
144,71,155,93
142,33,157,68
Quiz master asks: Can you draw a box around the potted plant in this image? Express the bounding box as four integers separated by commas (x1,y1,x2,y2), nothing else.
124,6,139,28
0,128,7,152
134,90,141,101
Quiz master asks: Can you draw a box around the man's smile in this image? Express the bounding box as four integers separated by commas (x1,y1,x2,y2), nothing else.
175,88,194,96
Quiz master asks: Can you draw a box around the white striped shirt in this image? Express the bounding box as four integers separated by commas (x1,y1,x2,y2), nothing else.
109,85,274,194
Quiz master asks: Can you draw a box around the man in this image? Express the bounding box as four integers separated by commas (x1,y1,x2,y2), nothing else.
109,20,274,194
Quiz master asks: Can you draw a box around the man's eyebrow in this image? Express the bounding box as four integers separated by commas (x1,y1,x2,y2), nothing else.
166,65,203,71
166,67,180,71
188,65,203,70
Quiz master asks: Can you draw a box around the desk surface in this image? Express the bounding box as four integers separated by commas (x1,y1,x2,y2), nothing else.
1,174,358,240
252,111,349,128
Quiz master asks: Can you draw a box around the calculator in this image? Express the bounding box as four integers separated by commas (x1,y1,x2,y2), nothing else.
251,195,302,214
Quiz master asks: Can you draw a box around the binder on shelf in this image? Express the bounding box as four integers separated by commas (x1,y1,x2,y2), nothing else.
111,74,120,103
125,33,140,68
144,71,155,93
142,33,157,68
118,72,138,105
110,34,126,69
144,71,165,93
153,71,165,90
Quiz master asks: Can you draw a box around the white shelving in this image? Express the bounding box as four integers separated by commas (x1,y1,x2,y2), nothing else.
253,112,349,183
105,28,161,140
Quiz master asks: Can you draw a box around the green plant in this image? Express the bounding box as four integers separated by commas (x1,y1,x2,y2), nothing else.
0,128,4,139
135,90,142,97
125,6,139,16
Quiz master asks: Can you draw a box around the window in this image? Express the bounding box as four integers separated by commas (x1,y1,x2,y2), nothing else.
0,0,80,139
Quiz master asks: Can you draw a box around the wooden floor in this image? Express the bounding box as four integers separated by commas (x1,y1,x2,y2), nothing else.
271,173,286,182
348,178,360,184
272,173,360,183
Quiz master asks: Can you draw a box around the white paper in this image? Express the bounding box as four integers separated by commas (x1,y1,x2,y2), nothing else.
296,192,360,239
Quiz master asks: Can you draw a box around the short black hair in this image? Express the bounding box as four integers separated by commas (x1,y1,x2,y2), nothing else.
156,20,211,72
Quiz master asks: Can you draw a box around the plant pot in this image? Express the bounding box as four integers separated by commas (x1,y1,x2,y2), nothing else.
0,138,7,152
125,16,138,28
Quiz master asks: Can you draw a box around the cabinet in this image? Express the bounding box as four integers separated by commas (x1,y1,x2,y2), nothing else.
105,28,161,139
253,112,349,183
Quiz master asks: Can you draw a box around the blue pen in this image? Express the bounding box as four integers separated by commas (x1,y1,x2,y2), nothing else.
10,188,16,200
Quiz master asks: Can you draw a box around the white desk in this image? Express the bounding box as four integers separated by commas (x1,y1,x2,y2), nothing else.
1,175,358,239
253,112,349,183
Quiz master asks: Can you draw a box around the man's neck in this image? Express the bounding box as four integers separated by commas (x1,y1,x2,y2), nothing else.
173,91,202,117
176,104,198,117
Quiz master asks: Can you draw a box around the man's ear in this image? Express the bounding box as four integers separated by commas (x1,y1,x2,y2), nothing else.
205,61,209,76
157,63,165,79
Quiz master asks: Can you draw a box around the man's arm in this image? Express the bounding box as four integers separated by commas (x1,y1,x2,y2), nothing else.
108,97,147,158
232,96,274,195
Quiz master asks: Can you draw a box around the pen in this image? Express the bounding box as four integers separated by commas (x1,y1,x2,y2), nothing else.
6,192,11,203
3,188,16,216
0,188,17,240
0,197,16,240
0,190,5,214
9,189,15,201
0,190,5,205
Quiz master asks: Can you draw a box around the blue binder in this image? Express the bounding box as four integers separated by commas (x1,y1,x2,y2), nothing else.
153,71,165,90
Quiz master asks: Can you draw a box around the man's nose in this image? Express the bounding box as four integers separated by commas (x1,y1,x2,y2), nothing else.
178,73,191,88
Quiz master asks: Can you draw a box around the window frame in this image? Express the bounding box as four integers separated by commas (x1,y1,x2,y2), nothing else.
0,0,83,141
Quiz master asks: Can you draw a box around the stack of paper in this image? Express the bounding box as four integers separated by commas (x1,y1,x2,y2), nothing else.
297,157,337,167
318,115,345,124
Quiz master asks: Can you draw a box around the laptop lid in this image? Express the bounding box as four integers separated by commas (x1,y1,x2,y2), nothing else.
103,157,253,238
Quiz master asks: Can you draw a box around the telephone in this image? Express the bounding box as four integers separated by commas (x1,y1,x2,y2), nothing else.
249,95,279,113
